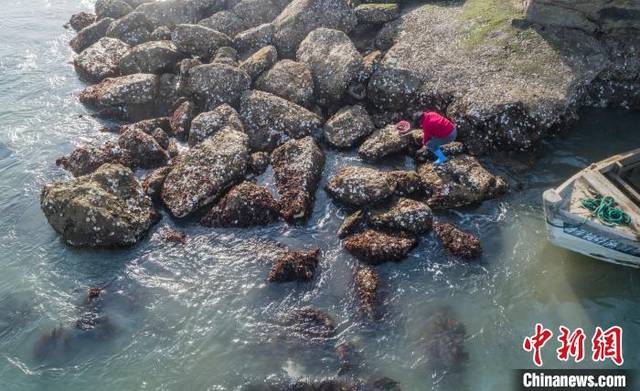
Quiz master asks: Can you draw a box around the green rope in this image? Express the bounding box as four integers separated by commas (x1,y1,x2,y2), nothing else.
580,194,632,227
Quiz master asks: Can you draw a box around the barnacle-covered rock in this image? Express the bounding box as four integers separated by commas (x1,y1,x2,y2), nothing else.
354,3,400,25
187,62,250,110
268,248,320,282
68,12,96,32
73,37,129,82
56,142,132,177
118,128,169,169
40,163,158,247
188,104,244,146
95,0,133,20
161,128,250,218
367,197,433,234
233,23,275,53
142,166,172,201
170,100,196,141
324,105,374,148
325,166,396,207
79,73,159,120
433,222,482,259
118,40,182,75
354,265,379,319
281,307,335,339
106,12,153,46
344,229,416,264
255,59,314,108
70,17,114,53
201,181,279,227
239,45,278,81
171,24,232,59
358,125,413,162
198,10,246,37
424,308,468,370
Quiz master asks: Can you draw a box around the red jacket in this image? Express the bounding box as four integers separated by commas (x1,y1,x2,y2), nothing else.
421,112,454,144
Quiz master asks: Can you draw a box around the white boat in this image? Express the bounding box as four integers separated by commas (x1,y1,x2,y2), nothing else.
543,148,640,267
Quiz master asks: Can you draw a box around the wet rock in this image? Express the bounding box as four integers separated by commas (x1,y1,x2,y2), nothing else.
56,142,131,177
79,73,159,120
337,210,367,239
69,12,96,32
335,341,362,375
201,181,279,227
423,308,468,370
171,24,232,59
239,45,278,81
199,10,246,37
273,0,357,57
239,90,321,151
188,104,243,146
234,23,275,53
73,37,129,82
212,46,238,66
324,105,374,148
249,151,269,176
170,100,196,140
87,287,102,301
284,307,335,339
354,3,399,25
268,248,320,282
149,26,172,41
368,377,401,391
188,62,250,110
160,228,187,244
297,28,363,105
142,166,172,201
433,222,482,259
106,12,153,46
358,125,412,162
41,163,158,247
161,128,250,218
232,0,287,29
325,166,396,207
95,0,133,20
255,60,314,108
387,170,425,197
343,229,416,264
119,40,182,75
70,17,114,53
354,265,379,319
271,136,324,221
367,198,433,234
118,128,169,168
417,155,507,209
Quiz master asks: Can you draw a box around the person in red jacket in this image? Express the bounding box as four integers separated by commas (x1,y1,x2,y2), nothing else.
397,111,456,164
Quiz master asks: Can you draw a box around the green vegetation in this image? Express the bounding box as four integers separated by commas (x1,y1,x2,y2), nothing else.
459,0,526,47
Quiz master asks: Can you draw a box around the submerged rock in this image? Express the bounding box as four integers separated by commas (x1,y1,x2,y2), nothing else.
424,308,468,371
271,136,324,222
255,59,314,108
337,210,367,239
56,142,131,177
272,0,357,56
343,229,416,264
325,166,396,207
141,166,172,201
354,265,379,320
171,24,232,59
118,40,182,75
283,307,335,339
201,181,279,227
188,104,244,146
367,197,433,234
324,105,374,148
74,37,129,82
68,12,96,32
105,12,153,46
417,155,507,209
268,248,320,282
41,163,158,247
433,222,482,259
118,128,169,169
70,17,114,53
239,90,322,151
79,73,159,120
188,62,250,110
160,228,187,244
297,27,363,105
358,125,412,162
335,341,363,375
161,129,250,218
239,45,278,81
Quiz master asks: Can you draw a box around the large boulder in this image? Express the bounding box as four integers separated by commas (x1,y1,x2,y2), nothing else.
55,142,132,177
271,136,324,222
238,45,278,81
161,128,250,218
424,308,468,371
41,163,158,247
134,0,209,28
200,181,279,227
188,104,244,146
79,73,159,119
343,229,417,264
68,12,96,32
239,90,322,151
233,23,275,53
95,0,133,20
73,37,130,82
354,3,399,25
367,197,433,234
434,222,482,259
187,63,250,110
118,40,182,74
232,0,288,29
198,10,246,37
324,105,374,148
325,166,396,207
296,28,363,105
272,0,357,56
255,59,314,108
268,248,320,283
70,17,114,53
171,24,232,59
118,128,169,168
358,124,413,162
282,307,335,339
417,155,507,209
105,12,153,46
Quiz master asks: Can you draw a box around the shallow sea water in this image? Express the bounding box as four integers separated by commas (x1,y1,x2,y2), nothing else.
1,1,640,390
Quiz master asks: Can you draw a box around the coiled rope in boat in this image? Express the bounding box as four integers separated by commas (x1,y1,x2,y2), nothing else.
581,194,632,227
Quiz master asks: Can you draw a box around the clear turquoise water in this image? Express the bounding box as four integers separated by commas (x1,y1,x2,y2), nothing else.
1,1,640,390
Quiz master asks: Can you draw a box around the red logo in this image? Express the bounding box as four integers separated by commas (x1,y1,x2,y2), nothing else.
592,326,624,366
523,323,554,367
